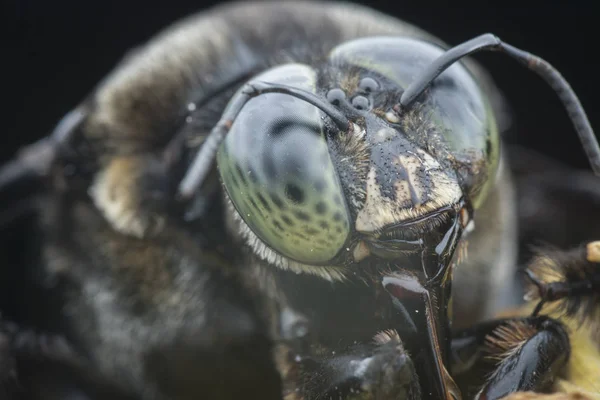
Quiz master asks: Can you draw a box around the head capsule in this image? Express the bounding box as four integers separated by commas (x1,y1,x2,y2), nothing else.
216,36,500,273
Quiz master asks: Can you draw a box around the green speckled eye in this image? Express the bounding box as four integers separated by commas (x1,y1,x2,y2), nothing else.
217,64,350,265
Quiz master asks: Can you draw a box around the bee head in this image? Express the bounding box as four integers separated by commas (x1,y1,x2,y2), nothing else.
215,37,497,279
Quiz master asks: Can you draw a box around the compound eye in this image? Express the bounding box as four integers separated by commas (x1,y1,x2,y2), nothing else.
217,64,351,265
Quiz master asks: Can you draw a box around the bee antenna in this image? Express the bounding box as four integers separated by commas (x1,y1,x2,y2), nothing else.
177,81,350,201
400,33,600,176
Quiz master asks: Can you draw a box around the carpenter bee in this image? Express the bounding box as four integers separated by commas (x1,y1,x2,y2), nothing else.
2,1,600,400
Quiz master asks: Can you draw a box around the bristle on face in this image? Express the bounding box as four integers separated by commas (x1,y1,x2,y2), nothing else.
523,241,600,331
483,319,538,362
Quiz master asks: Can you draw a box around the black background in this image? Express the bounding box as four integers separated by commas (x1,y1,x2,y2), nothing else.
5,0,599,170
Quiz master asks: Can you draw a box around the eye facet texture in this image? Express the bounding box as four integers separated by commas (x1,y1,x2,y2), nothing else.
218,64,350,264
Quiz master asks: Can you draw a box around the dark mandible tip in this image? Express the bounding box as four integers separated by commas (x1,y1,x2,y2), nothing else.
400,33,600,177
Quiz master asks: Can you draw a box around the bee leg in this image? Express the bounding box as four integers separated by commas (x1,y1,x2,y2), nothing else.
476,316,570,399
1,319,139,400
451,316,569,400
286,330,421,400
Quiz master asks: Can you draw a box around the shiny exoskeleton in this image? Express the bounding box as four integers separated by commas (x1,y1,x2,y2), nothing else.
2,1,599,400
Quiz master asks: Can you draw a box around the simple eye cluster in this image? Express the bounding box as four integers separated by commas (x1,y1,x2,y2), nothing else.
326,77,380,111
359,77,379,92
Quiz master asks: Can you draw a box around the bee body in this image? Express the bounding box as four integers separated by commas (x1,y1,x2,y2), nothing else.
46,0,516,379
13,2,597,400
